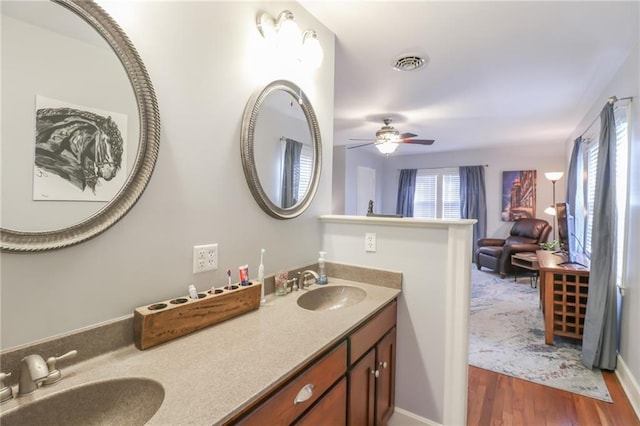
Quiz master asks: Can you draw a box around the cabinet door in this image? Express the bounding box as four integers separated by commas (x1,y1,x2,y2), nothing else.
376,327,396,426
348,349,376,426
295,378,346,426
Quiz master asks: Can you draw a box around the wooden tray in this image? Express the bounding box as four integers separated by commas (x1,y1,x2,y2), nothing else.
133,282,261,350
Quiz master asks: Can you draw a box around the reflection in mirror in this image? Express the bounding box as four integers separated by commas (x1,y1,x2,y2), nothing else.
241,80,321,219
0,0,160,252
253,89,313,208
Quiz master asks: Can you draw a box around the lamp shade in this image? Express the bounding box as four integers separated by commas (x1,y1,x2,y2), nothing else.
376,142,399,154
301,30,323,68
544,172,564,182
276,11,301,54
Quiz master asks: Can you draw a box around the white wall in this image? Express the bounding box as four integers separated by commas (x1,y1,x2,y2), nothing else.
322,217,474,425
0,1,335,350
374,144,567,238
565,41,640,411
343,147,386,215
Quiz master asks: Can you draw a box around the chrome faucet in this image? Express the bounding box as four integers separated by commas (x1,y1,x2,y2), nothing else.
17,350,77,396
298,270,320,290
18,354,49,395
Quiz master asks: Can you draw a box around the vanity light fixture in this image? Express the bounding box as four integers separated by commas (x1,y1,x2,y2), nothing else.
301,30,323,69
256,10,324,69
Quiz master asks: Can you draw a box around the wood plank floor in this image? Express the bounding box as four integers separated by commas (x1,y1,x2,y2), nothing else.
467,366,640,425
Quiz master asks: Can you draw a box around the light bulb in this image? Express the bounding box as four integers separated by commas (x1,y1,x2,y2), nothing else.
276,11,301,56
301,30,323,68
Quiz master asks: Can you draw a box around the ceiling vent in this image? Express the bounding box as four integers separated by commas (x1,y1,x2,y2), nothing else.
392,54,427,71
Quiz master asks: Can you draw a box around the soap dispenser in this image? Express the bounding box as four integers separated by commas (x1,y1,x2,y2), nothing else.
317,251,328,285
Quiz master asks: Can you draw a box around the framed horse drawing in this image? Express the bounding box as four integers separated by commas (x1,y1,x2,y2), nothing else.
33,95,128,201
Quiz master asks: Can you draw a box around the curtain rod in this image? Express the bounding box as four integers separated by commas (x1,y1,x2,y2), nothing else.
579,95,633,138
397,164,488,170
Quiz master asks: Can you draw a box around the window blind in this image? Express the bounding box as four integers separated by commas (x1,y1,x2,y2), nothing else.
413,168,461,219
297,144,313,201
414,172,437,218
443,173,461,219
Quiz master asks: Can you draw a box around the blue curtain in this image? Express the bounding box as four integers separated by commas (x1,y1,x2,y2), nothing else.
566,137,584,253
582,103,618,370
396,169,417,217
281,138,302,208
459,166,487,254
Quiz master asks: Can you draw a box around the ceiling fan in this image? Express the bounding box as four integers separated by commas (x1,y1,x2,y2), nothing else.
348,117,435,154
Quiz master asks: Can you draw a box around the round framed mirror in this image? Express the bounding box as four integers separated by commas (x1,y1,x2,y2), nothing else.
240,80,321,219
0,0,160,252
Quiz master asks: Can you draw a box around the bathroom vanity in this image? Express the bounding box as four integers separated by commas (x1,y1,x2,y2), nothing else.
0,273,400,426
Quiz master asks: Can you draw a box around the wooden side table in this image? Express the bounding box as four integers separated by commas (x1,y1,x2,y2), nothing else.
537,250,590,345
511,252,539,288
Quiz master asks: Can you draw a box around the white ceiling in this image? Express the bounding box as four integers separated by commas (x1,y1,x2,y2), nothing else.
301,1,640,155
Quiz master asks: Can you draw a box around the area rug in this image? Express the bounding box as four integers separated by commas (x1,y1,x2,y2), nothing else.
468,268,613,402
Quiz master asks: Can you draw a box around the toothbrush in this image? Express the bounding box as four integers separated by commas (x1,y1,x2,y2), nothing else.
227,268,232,290
259,249,266,304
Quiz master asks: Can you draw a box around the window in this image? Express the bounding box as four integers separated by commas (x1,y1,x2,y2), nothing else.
413,168,461,219
582,103,629,287
297,144,313,202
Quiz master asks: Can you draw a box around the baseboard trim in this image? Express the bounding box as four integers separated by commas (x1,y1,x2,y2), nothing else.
393,407,440,426
616,355,640,419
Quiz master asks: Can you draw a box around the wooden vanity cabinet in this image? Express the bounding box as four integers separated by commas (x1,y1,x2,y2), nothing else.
232,300,397,426
348,301,397,426
235,342,347,426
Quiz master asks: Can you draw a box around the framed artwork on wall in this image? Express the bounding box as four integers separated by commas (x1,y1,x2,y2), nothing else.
501,170,536,221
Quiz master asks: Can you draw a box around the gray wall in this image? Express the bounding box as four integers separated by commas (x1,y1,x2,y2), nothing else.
0,1,335,350
380,145,567,238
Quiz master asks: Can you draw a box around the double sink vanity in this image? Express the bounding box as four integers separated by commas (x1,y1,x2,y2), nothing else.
0,267,401,425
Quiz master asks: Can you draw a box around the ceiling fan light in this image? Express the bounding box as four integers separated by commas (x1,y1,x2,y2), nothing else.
376,142,399,154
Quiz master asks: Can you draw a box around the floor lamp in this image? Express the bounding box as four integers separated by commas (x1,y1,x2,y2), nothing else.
544,172,564,242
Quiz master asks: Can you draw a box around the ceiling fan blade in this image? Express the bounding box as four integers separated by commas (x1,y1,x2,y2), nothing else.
402,139,435,145
399,132,418,139
347,142,375,149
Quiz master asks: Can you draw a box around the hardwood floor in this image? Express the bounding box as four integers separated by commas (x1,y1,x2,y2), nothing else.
467,366,640,425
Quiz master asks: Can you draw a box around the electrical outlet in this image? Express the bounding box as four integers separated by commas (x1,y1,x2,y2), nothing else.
365,233,376,252
193,243,218,273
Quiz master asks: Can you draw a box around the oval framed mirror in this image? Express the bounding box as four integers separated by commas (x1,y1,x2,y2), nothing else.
0,0,160,252
241,80,321,219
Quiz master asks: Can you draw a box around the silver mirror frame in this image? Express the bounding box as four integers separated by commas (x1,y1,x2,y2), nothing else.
0,0,160,252
241,80,322,219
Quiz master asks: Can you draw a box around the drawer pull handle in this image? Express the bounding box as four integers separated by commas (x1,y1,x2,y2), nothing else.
372,369,380,378
379,361,388,369
294,384,314,405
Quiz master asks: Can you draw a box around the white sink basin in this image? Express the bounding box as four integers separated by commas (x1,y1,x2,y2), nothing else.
297,285,367,311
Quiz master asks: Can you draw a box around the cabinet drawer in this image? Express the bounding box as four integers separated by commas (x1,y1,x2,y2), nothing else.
238,341,347,426
295,377,347,425
349,300,397,365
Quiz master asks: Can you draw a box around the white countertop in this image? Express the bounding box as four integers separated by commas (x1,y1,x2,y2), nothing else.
2,279,400,425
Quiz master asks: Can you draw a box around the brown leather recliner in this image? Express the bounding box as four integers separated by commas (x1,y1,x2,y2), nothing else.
475,218,552,278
